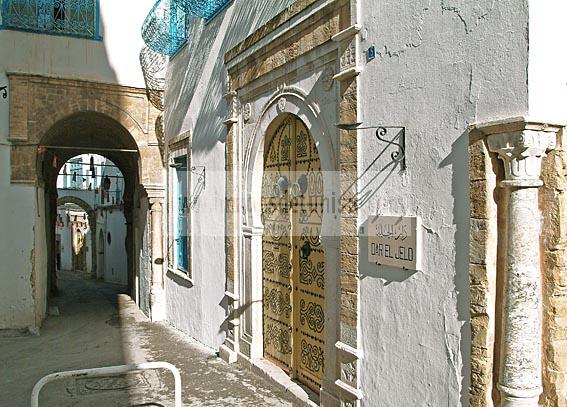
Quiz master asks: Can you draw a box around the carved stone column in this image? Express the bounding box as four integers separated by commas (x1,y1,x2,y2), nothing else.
486,123,558,407
149,195,166,322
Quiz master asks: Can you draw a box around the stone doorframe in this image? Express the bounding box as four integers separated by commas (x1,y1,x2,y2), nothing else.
221,0,364,405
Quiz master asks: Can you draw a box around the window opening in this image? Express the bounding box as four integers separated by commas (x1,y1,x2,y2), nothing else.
1,0,99,39
173,155,189,273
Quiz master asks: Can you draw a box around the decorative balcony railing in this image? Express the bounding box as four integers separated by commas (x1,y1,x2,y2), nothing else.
141,0,187,57
171,0,230,21
1,0,99,39
140,46,166,111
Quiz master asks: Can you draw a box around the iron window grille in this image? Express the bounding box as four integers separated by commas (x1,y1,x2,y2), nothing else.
171,0,232,22
1,0,100,39
141,0,187,57
172,155,189,273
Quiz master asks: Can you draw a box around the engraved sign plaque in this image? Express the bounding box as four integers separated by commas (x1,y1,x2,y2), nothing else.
367,215,422,270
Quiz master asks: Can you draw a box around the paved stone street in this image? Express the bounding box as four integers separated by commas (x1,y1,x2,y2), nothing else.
0,271,297,406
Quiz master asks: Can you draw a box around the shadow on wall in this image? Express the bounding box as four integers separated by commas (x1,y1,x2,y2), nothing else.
0,6,159,406
165,0,296,152
439,130,471,407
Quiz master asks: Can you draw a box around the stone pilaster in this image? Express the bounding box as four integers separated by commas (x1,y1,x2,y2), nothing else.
147,186,166,322
485,123,559,407
220,73,240,364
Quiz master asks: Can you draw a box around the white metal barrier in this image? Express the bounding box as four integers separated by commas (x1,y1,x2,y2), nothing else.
31,361,182,407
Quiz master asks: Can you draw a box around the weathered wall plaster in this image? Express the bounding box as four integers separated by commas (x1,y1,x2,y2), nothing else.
358,0,529,405
0,0,153,88
0,0,155,330
0,70,37,330
165,0,296,348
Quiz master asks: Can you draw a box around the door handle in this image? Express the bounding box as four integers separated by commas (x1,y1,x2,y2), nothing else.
299,240,311,259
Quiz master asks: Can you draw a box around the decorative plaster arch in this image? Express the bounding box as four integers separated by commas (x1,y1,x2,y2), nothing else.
244,86,339,237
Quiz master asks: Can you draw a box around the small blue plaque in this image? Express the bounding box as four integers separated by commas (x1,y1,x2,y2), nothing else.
367,45,376,61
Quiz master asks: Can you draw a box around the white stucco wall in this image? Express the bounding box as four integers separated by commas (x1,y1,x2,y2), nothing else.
0,0,149,328
165,0,295,348
101,210,128,286
57,208,74,271
0,67,36,329
358,1,529,406
0,141,37,330
0,0,153,87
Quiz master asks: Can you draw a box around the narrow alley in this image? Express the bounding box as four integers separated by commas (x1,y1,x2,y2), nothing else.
3,1,567,406
0,271,297,406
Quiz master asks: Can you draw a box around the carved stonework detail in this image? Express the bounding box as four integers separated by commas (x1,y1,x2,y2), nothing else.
231,95,241,119
277,97,287,112
483,121,561,407
340,41,357,70
225,71,232,95
341,360,357,387
243,102,253,122
487,130,556,187
224,92,240,124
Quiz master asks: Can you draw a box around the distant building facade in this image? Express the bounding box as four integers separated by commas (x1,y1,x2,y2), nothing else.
55,154,128,285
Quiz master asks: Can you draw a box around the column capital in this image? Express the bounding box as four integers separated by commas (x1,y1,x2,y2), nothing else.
143,184,165,204
487,130,556,187
470,117,562,188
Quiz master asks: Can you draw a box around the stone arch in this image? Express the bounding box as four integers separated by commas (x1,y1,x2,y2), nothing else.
37,111,143,303
7,74,165,328
8,75,164,187
57,196,94,213
33,100,146,147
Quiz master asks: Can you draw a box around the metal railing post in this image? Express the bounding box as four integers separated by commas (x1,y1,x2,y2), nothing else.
31,361,182,407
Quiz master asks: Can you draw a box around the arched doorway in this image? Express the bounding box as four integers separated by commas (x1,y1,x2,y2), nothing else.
261,114,325,393
38,112,141,298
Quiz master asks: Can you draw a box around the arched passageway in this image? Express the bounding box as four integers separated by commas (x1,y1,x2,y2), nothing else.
37,111,144,304
56,155,128,284
6,75,165,328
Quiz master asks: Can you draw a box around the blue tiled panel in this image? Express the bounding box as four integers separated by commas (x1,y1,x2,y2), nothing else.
1,0,99,39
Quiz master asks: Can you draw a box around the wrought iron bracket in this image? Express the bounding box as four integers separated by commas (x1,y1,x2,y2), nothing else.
336,122,406,171
0,85,7,99
191,166,205,190
375,126,405,171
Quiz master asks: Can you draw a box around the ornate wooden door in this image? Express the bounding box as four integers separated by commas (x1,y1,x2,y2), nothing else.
262,115,325,393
